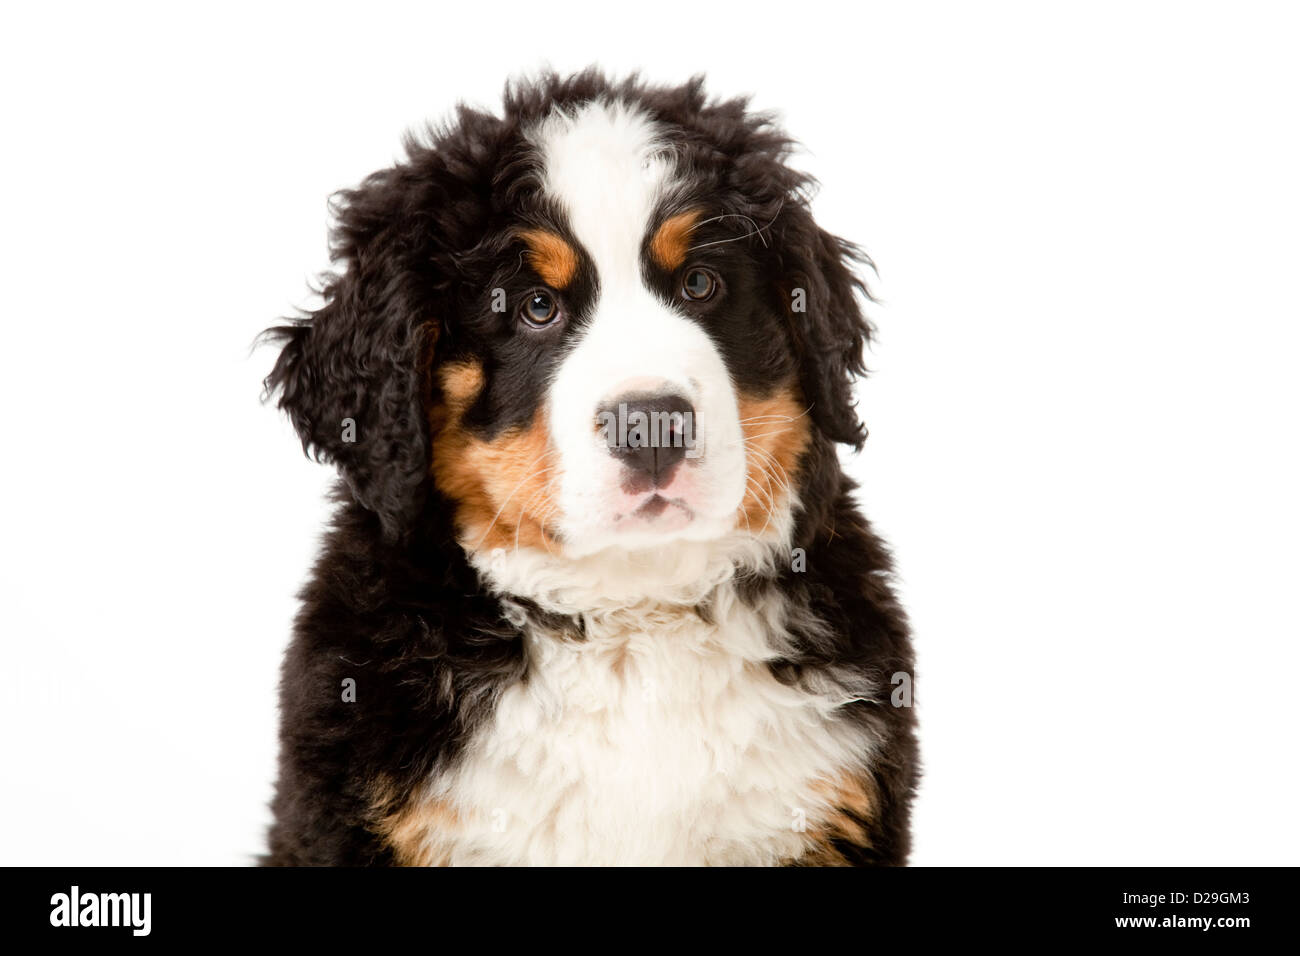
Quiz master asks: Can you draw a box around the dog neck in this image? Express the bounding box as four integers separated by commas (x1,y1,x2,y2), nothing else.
464,499,798,618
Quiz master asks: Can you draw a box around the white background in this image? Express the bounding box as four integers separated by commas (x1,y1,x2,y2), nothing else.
2,1,1296,866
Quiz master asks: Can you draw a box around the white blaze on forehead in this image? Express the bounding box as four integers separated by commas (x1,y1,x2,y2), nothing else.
529,99,675,284
526,98,753,560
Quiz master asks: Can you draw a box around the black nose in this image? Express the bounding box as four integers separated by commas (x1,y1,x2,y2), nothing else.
596,392,696,490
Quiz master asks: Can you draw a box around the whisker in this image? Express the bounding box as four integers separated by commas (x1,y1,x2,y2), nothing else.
471,448,559,552
512,469,557,553
734,426,794,443
748,454,792,500
737,403,813,426
741,440,793,500
687,204,783,251
742,472,777,536
751,457,789,536
530,471,564,556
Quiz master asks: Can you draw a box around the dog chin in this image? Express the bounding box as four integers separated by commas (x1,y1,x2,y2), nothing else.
556,505,740,560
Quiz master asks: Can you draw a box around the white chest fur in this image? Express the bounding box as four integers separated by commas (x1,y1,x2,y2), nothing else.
417,582,876,866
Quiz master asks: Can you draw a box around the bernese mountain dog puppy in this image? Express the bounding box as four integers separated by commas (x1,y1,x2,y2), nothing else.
262,70,919,866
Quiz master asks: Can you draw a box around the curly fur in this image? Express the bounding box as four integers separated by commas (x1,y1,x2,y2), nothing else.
261,69,919,866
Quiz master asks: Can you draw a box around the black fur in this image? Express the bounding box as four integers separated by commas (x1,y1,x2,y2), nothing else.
262,69,918,866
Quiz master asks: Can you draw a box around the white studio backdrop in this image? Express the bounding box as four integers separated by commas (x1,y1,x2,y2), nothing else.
1,1,1297,866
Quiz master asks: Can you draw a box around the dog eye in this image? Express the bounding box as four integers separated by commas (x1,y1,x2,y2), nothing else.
520,291,561,327
681,269,717,302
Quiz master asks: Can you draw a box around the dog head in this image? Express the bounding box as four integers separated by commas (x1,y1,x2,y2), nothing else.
265,71,873,597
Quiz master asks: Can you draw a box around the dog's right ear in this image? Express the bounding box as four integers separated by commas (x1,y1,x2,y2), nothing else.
263,108,511,538
262,166,443,541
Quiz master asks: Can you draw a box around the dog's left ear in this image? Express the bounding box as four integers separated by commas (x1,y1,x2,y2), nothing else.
774,204,875,449
262,169,439,541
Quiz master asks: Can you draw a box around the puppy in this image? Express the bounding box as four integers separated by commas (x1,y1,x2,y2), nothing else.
262,70,918,866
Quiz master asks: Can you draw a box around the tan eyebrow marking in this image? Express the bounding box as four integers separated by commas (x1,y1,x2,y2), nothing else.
439,361,484,407
649,209,703,271
517,229,579,289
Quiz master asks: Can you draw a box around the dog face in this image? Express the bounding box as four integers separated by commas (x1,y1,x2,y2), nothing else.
266,72,873,573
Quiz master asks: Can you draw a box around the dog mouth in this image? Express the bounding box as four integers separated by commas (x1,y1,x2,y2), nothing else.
615,493,694,526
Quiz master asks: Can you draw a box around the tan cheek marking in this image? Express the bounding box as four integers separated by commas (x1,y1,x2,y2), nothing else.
430,363,559,553
735,384,811,532
795,770,879,865
649,209,703,272
517,228,579,289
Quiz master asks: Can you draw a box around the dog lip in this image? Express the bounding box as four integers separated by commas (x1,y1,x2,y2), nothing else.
636,494,671,519
612,494,694,524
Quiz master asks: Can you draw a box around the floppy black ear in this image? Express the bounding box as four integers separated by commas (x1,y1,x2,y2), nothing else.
777,205,875,449
263,170,437,541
